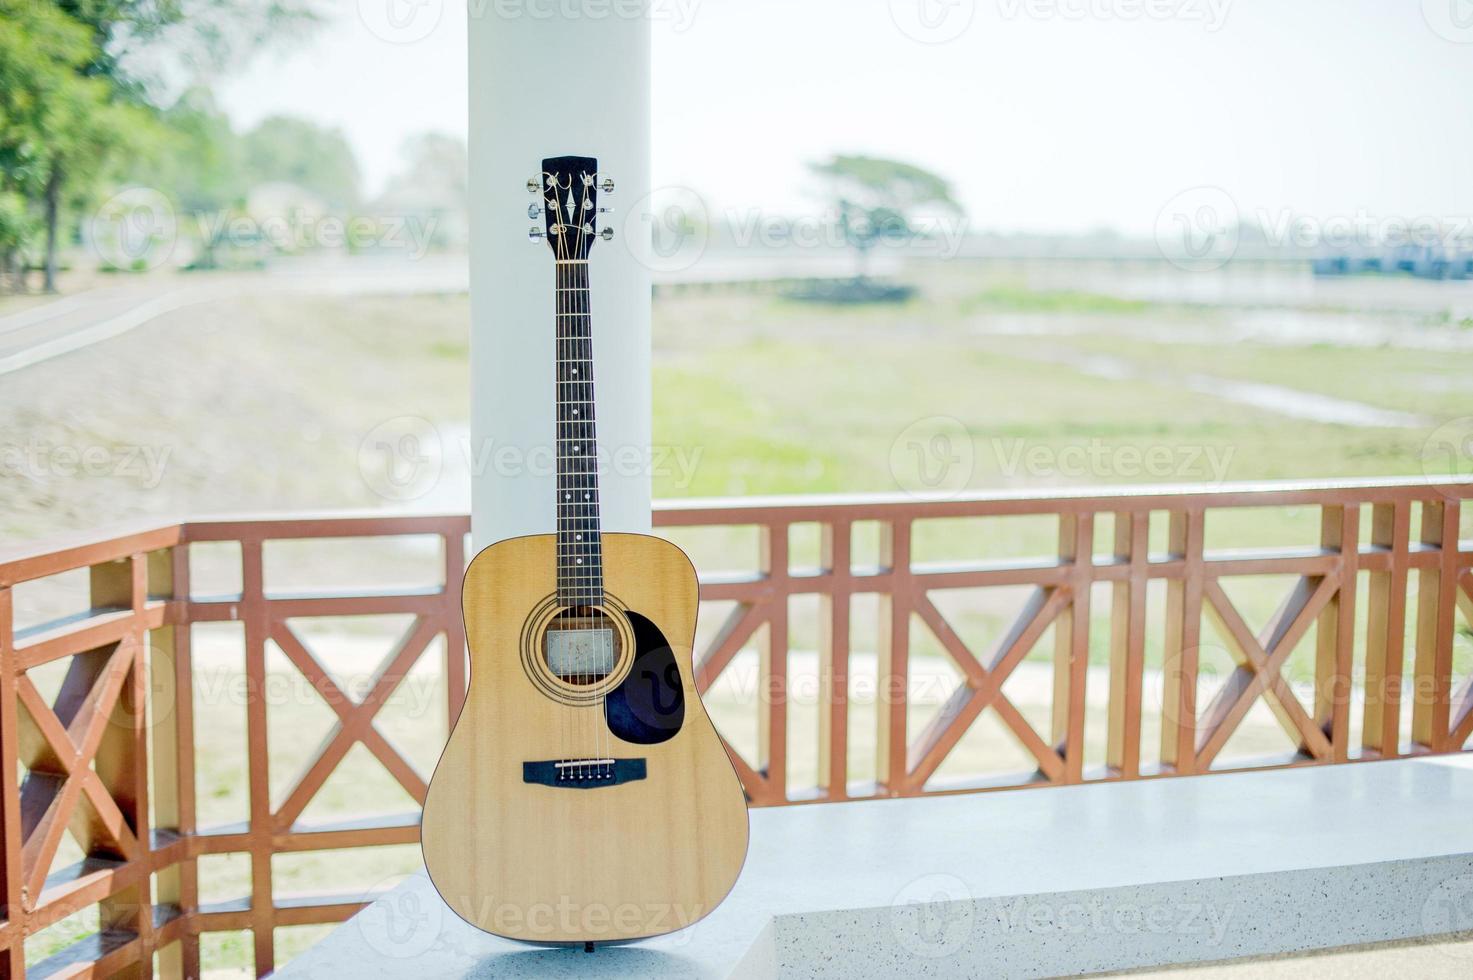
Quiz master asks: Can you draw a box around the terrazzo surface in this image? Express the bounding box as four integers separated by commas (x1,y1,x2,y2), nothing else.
279,756,1473,978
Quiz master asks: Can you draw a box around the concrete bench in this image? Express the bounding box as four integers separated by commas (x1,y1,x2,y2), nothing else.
278,756,1473,978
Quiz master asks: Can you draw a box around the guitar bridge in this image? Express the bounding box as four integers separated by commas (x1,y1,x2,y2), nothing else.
522,758,646,789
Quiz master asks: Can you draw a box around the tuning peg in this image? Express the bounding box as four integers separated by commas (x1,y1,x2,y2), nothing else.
527,177,540,193
527,204,543,219
528,226,545,242
600,178,615,194
600,228,615,241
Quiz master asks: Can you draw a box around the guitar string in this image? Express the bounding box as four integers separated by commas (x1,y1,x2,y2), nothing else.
568,172,599,784
582,171,612,787
574,169,608,787
567,179,588,783
551,171,572,779
578,170,614,812
567,175,594,783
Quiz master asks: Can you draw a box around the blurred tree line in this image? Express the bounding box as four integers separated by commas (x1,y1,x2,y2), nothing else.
0,0,384,293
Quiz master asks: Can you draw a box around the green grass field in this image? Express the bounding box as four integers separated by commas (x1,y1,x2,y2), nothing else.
10,260,1473,974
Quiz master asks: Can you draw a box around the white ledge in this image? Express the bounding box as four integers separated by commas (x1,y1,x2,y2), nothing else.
279,757,1473,978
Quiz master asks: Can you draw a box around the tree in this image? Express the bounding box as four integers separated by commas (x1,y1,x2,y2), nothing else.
0,0,108,290
382,133,467,207
241,116,361,209
0,190,36,289
807,154,963,280
146,88,247,216
10,0,322,291
375,132,468,249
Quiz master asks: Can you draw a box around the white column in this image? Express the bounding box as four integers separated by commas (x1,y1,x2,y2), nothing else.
467,6,652,548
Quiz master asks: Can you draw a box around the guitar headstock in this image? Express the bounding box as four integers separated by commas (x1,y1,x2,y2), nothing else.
528,155,615,260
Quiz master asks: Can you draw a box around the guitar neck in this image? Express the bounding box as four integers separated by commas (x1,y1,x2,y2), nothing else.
555,259,603,606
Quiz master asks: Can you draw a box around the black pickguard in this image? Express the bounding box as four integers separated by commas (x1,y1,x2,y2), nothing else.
603,611,685,744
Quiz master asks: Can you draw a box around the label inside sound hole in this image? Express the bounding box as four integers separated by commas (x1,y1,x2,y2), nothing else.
545,627,615,682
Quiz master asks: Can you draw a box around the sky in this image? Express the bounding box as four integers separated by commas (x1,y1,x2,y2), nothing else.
217,0,1473,235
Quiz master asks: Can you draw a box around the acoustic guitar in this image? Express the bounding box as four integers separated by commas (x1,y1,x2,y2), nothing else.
421,155,749,947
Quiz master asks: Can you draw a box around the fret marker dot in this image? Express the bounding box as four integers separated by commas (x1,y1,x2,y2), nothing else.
573,446,580,453
576,534,582,540
583,493,590,500
564,493,570,500
571,368,578,376
576,558,583,564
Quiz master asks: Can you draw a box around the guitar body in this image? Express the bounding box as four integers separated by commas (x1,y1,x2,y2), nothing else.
421,531,750,944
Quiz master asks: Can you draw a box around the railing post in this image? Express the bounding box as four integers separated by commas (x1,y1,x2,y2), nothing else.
0,584,21,980
757,524,788,798
1053,513,1093,783
1316,505,1359,763
443,529,467,726
875,520,911,795
1106,511,1148,778
91,557,151,970
1362,502,1409,758
240,540,274,974
150,544,197,979
1160,509,1204,775
817,521,851,800
1413,500,1459,753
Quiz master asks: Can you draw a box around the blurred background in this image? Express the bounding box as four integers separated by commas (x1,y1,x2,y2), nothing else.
4,2,1473,972
3,0,1472,540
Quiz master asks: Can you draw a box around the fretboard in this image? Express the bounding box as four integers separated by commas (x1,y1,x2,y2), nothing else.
555,261,603,606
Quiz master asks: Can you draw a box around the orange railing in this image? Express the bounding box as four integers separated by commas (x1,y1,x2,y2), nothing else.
2,478,1470,976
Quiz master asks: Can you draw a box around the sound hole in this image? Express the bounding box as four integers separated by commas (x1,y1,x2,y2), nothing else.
542,606,620,685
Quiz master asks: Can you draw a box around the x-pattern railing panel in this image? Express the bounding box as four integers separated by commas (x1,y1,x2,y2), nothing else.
0,478,1469,977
